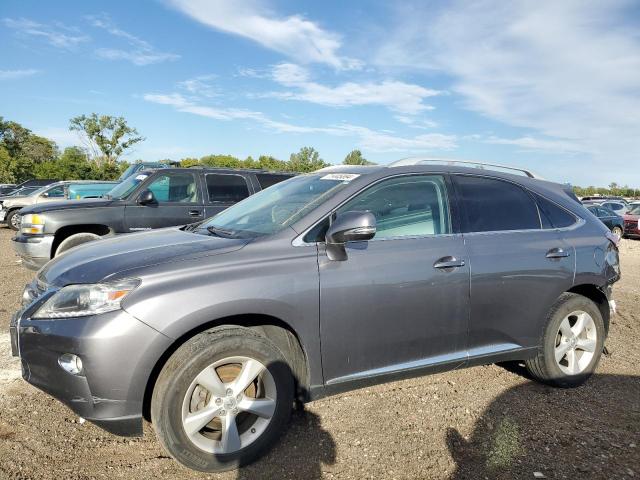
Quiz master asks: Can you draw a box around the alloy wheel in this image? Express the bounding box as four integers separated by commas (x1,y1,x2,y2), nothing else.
181,356,277,455
10,213,20,229
554,310,597,375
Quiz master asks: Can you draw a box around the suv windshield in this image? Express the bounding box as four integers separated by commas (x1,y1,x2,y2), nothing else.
628,205,640,215
105,173,150,200
197,173,356,238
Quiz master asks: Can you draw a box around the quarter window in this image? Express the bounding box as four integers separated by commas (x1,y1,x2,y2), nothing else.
535,194,576,229
206,174,250,203
147,173,198,203
454,175,540,232
336,175,451,239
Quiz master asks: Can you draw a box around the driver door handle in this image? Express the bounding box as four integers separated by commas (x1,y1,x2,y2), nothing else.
189,210,203,217
546,247,570,259
433,256,466,269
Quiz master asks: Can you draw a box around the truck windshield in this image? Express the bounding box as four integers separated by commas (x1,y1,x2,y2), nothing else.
197,173,356,238
105,174,149,200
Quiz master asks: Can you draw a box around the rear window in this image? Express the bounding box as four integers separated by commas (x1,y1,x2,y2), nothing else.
206,174,250,203
256,173,292,190
454,175,540,233
535,194,577,229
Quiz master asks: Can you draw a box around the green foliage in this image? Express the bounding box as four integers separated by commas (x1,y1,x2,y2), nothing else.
573,184,640,198
69,113,144,165
289,147,329,173
0,145,14,183
343,149,374,165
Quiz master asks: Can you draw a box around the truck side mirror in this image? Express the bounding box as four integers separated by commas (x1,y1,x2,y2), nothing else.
138,189,156,205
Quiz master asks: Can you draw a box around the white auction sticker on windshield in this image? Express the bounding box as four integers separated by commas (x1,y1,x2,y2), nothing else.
135,174,148,181
320,173,360,182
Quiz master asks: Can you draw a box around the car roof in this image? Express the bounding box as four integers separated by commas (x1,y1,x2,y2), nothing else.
139,167,296,175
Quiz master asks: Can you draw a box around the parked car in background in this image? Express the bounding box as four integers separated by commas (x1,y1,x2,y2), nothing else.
118,162,172,181
0,183,68,230
581,195,628,205
0,186,42,202
0,184,17,195
586,205,624,237
0,181,120,230
65,181,119,199
600,201,629,215
623,204,640,238
12,168,295,269
0,179,58,197
10,159,620,472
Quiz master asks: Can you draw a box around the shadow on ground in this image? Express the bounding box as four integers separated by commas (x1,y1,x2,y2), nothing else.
236,409,336,480
447,374,640,479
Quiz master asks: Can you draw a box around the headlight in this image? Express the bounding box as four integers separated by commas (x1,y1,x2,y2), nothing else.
20,213,45,235
32,279,140,319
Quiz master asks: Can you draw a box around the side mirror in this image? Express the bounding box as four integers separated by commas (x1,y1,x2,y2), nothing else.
325,211,376,261
138,189,156,205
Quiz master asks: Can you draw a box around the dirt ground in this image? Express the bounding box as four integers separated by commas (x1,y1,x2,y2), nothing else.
0,226,638,480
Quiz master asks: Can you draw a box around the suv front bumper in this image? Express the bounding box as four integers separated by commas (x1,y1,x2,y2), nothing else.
10,305,172,436
11,234,55,270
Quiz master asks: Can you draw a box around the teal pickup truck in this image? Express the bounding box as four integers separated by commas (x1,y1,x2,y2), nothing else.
65,181,119,200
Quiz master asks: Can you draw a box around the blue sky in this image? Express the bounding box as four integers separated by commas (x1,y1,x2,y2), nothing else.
1,0,639,187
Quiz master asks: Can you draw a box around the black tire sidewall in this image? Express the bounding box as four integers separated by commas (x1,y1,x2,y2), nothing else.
151,329,294,472
541,295,605,387
56,233,100,256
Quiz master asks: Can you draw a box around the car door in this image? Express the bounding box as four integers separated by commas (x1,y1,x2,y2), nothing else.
452,175,575,358
124,171,204,231
202,173,253,218
319,174,470,387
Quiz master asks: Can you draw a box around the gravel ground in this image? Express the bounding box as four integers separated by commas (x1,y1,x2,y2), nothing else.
0,226,638,480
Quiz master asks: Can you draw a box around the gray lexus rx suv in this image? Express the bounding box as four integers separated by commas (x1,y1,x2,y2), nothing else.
10,159,620,472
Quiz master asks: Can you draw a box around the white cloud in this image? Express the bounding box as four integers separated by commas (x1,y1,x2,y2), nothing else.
264,63,441,115
87,14,179,65
143,88,457,153
3,18,89,49
177,74,219,98
375,0,640,167
168,0,361,70
0,69,39,80
484,136,587,154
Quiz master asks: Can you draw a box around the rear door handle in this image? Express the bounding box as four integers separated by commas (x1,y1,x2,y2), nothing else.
546,247,570,258
433,256,466,269
189,210,203,217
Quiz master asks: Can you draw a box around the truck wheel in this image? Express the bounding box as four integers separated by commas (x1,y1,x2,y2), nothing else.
151,326,294,472
525,293,605,388
55,232,101,256
6,210,21,231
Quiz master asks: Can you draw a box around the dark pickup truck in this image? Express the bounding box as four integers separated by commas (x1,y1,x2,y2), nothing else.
12,168,294,270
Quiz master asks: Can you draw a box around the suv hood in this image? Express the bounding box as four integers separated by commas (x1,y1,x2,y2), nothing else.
39,228,249,287
20,198,118,214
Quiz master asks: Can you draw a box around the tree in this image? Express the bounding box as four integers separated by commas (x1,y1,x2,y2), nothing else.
0,145,14,183
35,147,92,180
69,114,144,166
343,149,373,166
288,147,328,173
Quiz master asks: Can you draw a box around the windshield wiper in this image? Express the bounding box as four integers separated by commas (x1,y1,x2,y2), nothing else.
206,226,236,238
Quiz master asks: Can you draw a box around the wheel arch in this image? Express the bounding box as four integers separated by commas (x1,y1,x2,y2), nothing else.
141,314,310,422
566,284,611,333
52,224,113,257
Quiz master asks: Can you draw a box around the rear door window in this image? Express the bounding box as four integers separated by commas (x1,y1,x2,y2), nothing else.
256,173,292,190
454,175,540,233
206,174,250,203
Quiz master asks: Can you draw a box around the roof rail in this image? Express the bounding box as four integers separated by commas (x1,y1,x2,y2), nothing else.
389,157,543,179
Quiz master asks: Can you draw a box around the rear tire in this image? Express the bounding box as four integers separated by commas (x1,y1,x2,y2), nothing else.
526,293,605,388
55,232,101,256
151,326,294,472
612,226,623,237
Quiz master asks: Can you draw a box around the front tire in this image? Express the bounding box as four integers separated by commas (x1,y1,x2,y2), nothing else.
55,232,101,256
6,209,20,231
151,326,294,472
526,293,605,388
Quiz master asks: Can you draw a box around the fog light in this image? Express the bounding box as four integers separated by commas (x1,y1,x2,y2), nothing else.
58,353,84,376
